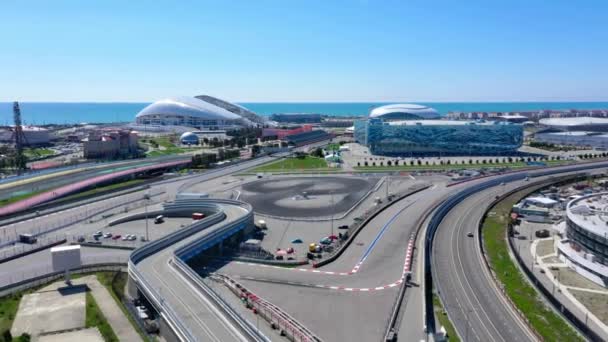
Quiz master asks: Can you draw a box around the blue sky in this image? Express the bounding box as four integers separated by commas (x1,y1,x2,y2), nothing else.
1,0,607,102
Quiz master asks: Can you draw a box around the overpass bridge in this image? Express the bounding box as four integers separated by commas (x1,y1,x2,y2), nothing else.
127,198,269,342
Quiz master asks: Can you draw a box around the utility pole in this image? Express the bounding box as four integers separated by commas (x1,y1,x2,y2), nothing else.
331,191,335,237
144,192,150,241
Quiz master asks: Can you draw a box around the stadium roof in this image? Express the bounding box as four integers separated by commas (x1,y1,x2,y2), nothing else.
370,104,440,119
385,119,509,126
136,96,243,121
539,117,608,127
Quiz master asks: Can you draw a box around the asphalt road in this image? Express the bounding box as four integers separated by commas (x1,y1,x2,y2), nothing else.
433,182,537,342
239,176,380,217
210,184,454,342
432,164,608,342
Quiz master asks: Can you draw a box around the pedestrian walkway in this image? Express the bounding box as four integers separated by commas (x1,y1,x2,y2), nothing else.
84,275,143,342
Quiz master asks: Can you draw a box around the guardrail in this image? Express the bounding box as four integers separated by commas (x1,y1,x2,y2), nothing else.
314,183,431,269
476,182,605,342
423,161,608,337
0,263,125,297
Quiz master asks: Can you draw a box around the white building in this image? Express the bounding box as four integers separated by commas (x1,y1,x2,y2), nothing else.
558,193,608,287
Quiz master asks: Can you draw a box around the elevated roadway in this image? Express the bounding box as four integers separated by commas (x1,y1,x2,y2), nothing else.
128,198,269,342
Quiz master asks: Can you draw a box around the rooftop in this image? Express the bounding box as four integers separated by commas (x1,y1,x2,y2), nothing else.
540,117,608,127
567,193,608,237
383,119,512,126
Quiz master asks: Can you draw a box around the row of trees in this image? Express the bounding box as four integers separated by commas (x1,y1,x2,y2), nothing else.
357,155,571,167
191,148,242,168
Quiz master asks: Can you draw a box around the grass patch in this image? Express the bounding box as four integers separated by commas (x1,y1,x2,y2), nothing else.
23,148,55,159
252,156,329,172
96,272,149,341
0,189,47,207
433,293,460,342
0,293,22,336
59,179,146,202
326,143,341,151
86,291,119,342
482,188,583,342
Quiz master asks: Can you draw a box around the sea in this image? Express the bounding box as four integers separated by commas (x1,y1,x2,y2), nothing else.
2,101,608,125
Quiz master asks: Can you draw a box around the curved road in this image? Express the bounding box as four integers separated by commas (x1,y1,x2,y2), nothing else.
433,164,608,342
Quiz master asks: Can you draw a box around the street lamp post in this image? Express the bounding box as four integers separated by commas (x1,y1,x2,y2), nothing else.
331,191,335,237
144,192,150,242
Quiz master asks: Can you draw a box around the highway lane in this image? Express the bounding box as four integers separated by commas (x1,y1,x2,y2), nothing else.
432,166,608,342
434,183,536,342
0,156,187,200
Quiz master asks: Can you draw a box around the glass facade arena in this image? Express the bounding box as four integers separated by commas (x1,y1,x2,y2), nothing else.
354,119,523,155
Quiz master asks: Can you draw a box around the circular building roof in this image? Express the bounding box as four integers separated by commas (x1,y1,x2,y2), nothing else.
539,117,608,127
180,132,199,143
369,104,439,120
136,96,243,121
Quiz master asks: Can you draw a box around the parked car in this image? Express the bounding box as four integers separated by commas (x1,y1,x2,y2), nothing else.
77,236,85,243
154,215,164,224
112,234,121,240
93,231,103,238
103,233,112,239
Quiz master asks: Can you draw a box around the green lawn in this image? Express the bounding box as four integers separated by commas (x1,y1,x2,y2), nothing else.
59,179,146,202
325,143,341,151
433,293,460,342
23,148,55,159
482,189,583,342
86,291,119,342
96,272,149,341
0,189,47,207
252,156,329,172
0,293,22,337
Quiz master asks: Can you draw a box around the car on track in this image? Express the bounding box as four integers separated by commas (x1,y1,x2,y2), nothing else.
466,232,474,237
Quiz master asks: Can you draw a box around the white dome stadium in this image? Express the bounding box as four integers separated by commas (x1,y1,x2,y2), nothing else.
370,104,440,120
135,95,262,130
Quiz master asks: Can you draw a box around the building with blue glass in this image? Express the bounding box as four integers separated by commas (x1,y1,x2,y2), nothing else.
355,104,523,156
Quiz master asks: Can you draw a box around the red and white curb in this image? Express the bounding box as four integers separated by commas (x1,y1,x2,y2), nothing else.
232,235,416,292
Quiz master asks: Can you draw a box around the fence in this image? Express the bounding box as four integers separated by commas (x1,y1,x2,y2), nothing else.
210,274,320,342
0,189,166,249
0,262,126,297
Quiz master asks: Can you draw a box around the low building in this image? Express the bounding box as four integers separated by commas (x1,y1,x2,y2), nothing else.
0,126,51,145
83,129,138,159
558,193,608,287
180,132,199,145
539,117,608,132
270,113,322,124
535,131,608,149
283,129,333,147
262,125,313,140
523,196,558,208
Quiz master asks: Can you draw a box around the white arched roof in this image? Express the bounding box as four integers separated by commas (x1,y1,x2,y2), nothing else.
370,104,439,119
